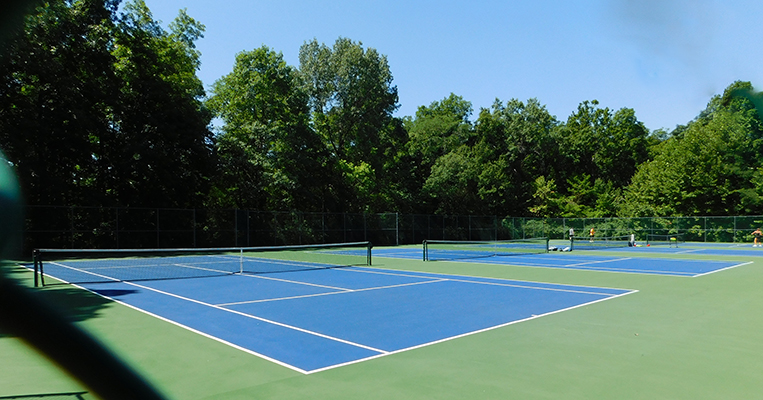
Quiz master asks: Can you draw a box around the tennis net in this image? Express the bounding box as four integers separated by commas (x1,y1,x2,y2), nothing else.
423,238,549,261
646,233,684,247
33,241,372,286
571,235,633,251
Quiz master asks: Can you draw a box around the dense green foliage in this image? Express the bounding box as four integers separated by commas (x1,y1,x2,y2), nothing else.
2,0,763,218
0,0,212,208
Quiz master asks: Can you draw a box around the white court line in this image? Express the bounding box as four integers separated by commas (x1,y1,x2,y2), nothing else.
443,277,627,296
339,265,636,292
560,264,695,276
50,259,240,277
305,289,639,374
442,258,704,277
47,261,235,281
239,273,353,292
119,280,389,355
375,251,421,257
332,266,631,296
692,261,753,277
432,255,738,277
217,278,447,306
50,280,313,374
48,261,121,283
675,249,705,254
567,257,633,267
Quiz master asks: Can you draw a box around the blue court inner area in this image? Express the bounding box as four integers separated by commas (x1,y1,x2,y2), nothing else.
43,263,634,373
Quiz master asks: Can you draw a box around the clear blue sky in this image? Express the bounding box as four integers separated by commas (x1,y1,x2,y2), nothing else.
143,0,763,131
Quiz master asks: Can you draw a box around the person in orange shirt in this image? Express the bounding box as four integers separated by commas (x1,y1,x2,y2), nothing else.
589,227,595,242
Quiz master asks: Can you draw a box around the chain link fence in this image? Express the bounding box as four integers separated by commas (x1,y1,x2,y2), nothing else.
19,206,763,253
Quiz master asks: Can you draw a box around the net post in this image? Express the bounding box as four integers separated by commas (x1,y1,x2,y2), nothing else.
33,249,45,287
239,248,244,274
33,249,39,287
422,240,428,261
367,241,372,266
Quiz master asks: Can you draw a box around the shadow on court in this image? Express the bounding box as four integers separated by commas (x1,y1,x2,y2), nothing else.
0,264,114,339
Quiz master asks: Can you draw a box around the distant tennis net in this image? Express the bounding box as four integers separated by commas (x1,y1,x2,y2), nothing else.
423,238,549,261
571,235,634,251
33,241,372,286
646,233,684,247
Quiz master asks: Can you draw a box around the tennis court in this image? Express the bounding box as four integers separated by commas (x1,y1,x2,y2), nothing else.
373,245,748,277
30,248,634,373
6,238,763,399
624,246,763,257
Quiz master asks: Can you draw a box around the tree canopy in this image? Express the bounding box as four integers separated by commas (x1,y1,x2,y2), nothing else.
0,0,212,208
2,0,763,219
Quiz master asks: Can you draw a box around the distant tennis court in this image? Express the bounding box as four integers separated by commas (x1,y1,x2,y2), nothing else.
373,242,749,277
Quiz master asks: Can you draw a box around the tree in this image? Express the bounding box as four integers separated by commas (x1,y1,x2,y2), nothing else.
207,46,329,210
403,94,473,213
422,147,481,214
620,82,763,216
298,37,401,212
0,0,214,208
553,100,650,216
109,0,213,207
0,0,120,206
406,93,473,166
474,98,559,216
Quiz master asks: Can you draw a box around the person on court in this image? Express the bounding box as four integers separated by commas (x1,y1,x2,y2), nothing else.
753,227,762,247
589,227,595,242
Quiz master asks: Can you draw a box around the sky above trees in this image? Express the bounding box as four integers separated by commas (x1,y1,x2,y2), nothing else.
142,0,763,131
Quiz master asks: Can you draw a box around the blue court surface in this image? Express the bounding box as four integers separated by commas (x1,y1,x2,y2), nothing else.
49,265,634,374
631,246,763,257
372,247,749,277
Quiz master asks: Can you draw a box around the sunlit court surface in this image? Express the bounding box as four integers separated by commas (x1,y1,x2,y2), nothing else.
26,247,635,374
5,239,763,399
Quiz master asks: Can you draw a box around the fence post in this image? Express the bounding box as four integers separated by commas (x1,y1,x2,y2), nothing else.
69,206,74,249
233,209,238,247
116,208,120,249
247,210,251,246
396,213,399,246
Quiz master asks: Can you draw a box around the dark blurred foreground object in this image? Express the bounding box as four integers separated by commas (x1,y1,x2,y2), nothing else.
1,153,167,399
0,1,170,390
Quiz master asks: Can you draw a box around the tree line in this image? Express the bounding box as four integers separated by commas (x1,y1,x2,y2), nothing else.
2,0,763,218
